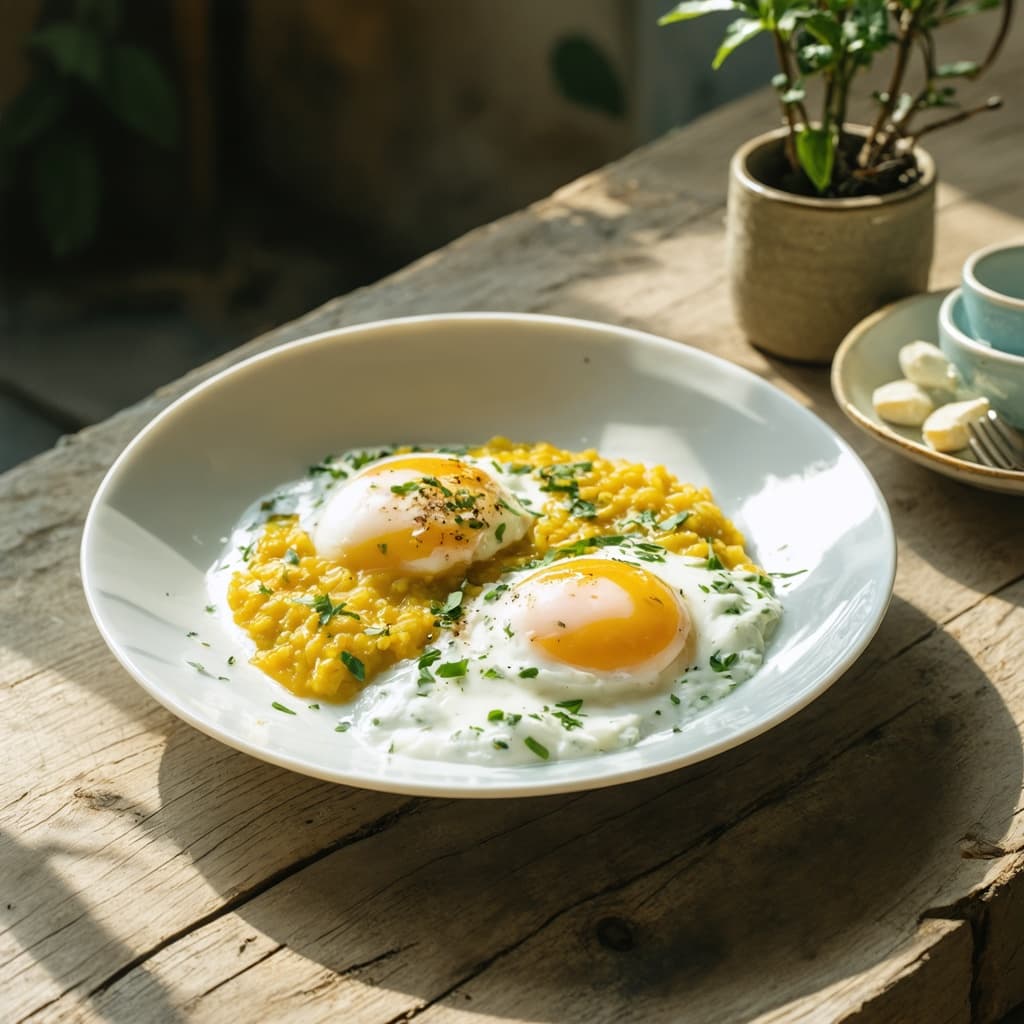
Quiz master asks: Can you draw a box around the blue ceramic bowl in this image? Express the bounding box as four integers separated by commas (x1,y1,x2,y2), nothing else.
939,288,1024,428
962,241,1024,356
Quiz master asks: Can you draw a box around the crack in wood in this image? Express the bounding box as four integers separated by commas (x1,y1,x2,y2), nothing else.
85,798,424,1000
191,943,285,1002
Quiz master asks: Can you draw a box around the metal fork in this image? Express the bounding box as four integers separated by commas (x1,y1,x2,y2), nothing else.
968,411,1024,471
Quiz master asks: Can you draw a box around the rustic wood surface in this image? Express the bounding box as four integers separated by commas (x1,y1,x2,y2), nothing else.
3,22,1024,1024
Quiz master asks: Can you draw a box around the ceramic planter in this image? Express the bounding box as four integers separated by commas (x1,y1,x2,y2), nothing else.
726,126,936,364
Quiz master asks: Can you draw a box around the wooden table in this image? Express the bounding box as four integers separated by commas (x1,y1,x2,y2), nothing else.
4,30,1024,1024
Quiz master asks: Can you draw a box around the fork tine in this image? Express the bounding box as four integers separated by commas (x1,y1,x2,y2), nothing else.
969,415,1024,471
968,423,1006,468
989,414,1024,457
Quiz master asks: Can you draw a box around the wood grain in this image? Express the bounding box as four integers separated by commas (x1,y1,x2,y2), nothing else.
3,19,1023,1023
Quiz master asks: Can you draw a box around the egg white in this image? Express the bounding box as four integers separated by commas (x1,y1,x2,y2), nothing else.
349,545,782,765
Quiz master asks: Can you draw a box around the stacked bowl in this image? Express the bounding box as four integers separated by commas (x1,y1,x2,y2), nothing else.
939,240,1024,429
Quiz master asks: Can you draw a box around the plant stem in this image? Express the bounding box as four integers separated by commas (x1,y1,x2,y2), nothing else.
771,29,804,172
860,6,916,168
910,96,1003,144
971,0,1015,79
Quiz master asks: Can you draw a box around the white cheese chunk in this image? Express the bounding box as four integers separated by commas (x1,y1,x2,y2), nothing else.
898,341,958,391
872,379,935,426
922,397,990,453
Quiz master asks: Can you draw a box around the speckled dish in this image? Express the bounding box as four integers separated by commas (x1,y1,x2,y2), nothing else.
832,290,1024,496
82,313,896,797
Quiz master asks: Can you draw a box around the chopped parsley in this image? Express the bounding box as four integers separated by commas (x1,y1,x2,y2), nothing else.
659,510,692,531
364,624,391,637
706,539,724,571
390,480,420,496
669,693,681,705
518,667,539,678
227,656,236,666
308,458,348,480
284,547,300,565
555,698,583,714
308,703,320,710
495,522,507,543
186,630,198,638
493,739,509,750
621,510,657,530
340,651,366,681
418,648,442,669
483,667,504,679
524,736,550,760
553,711,582,730
498,497,522,517
310,594,361,626
507,464,533,475
437,659,469,678
257,583,274,596
487,709,505,722
377,542,388,554
271,701,296,715
186,660,206,674
484,584,509,603
770,569,807,580
432,590,464,627
710,650,738,673
204,604,216,614
335,721,351,732
420,475,453,497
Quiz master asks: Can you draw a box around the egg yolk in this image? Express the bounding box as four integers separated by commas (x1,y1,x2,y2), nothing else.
512,558,690,673
315,455,518,576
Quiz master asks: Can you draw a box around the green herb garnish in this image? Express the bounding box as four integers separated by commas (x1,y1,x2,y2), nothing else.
555,698,583,714
709,651,737,673
390,480,420,496
495,522,507,543
659,511,692,531
284,547,300,565
272,701,296,715
706,539,724,571
487,709,505,722
524,736,550,760
437,659,469,678
340,651,366,681
518,667,539,678
310,594,361,626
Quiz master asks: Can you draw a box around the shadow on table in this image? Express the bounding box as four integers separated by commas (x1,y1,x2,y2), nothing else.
0,828,186,1024
135,594,1024,1020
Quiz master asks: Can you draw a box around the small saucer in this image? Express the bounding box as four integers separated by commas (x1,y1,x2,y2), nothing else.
832,290,1024,496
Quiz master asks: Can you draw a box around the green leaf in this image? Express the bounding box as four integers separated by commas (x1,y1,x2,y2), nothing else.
551,35,625,117
28,23,102,83
936,60,980,78
0,79,68,150
658,0,743,24
712,18,764,69
802,12,842,48
100,43,179,148
31,129,99,257
780,80,806,104
796,126,835,193
796,41,835,73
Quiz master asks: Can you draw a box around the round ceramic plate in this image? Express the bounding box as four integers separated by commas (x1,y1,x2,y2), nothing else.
82,314,895,797
832,290,1024,496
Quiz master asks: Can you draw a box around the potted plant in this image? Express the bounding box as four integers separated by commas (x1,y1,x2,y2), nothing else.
659,0,1013,363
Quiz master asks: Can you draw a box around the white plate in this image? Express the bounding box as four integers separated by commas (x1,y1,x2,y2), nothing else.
81,314,895,797
832,290,1024,495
